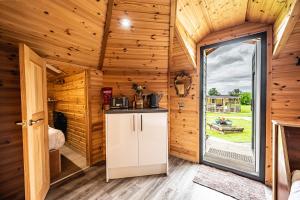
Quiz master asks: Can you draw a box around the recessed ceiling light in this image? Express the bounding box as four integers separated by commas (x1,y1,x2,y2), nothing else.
120,18,131,28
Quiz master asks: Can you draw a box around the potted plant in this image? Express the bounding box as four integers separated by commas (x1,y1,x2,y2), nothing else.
132,83,146,109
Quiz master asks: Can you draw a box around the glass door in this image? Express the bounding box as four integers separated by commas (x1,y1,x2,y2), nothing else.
200,33,266,181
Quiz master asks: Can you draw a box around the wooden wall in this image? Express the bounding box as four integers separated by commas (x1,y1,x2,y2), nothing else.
0,43,24,199
102,0,171,108
87,70,103,164
272,18,300,122
48,71,88,157
100,0,172,162
169,32,199,162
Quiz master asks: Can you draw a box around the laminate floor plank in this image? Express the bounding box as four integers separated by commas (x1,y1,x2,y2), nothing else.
46,156,270,200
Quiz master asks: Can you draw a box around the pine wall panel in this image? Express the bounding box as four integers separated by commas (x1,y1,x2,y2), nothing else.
88,70,103,164
48,71,88,157
101,0,172,161
272,18,300,122
0,43,24,199
102,0,171,132
169,33,199,162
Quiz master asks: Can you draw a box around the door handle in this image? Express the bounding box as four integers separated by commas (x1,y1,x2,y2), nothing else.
140,115,143,132
15,121,26,126
133,115,135,132
28,118,44,126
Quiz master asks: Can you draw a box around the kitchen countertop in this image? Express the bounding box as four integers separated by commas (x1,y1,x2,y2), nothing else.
105,108,168,114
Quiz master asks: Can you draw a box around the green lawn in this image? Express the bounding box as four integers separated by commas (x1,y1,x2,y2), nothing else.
206,105,252,143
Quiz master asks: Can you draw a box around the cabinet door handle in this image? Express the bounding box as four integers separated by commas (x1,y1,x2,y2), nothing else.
141,115,143,132
133,114,135,132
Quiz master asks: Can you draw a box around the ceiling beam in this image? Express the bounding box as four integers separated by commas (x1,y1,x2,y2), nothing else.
168,0,177,71
98,0,114,70
273,0,300,58
175,21,197,70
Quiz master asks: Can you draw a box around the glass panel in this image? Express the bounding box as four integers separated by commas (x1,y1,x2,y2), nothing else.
202,37,263,177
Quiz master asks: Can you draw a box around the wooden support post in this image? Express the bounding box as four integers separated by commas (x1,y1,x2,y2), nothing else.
98,0,114,70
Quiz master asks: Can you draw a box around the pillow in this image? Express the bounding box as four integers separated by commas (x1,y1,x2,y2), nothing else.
292,170,300,183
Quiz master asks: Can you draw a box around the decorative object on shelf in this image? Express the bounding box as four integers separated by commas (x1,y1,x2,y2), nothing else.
132,83,146,109
47,98,57,103
54,78,65,85
174,71,192,97
102,87,112,110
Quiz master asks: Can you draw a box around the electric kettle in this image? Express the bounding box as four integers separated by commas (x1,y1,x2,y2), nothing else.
148,93,163,108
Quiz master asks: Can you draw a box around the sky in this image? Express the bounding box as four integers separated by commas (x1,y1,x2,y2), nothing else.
206,42,256,95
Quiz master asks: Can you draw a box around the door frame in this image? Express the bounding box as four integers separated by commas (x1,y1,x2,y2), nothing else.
199,32,267,182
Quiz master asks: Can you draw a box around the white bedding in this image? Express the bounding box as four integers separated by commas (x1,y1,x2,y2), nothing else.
48,126,65,150
289,170,300,200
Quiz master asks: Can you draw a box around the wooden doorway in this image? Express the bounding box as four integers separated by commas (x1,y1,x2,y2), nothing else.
19,43,50,200
199,33,267,182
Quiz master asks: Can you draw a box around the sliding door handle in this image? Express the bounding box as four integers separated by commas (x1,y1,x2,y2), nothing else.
141,115,143,132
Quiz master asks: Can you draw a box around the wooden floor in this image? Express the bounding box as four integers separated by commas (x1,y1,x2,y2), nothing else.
46,157,271,200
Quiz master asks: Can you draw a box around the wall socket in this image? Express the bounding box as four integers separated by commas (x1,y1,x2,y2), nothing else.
178,101,184,111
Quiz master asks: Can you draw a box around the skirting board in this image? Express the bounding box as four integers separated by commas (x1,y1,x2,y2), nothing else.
106,164,168,182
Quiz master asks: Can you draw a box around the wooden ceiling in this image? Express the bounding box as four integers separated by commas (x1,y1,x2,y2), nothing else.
0,0,293,75
0,0,108,71
177,0,288,43
102,0,171,73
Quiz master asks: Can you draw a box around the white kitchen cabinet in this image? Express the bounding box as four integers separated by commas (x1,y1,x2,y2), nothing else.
106,110,168,181
106,113,138,168
137,113,168,166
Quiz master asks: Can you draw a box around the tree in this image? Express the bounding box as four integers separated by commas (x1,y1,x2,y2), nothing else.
240,92,252,105
208,88,220,96
229,89,242,96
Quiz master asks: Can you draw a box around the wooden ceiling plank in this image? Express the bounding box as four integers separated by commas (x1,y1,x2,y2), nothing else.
273,0,300,58
197,0,214,33
0,31,99,67
246,0,287,23
176,0,208,41
113,0,170,15
0,6,102,49
174,26,196,70
111,10,170,23
110,18,170,30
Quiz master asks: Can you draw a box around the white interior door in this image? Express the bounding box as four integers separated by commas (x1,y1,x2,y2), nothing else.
138,113,168,166
19,43,49,200
106,113,138,168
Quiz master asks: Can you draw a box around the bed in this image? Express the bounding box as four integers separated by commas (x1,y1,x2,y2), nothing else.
48,126,65,181
48,126,65,150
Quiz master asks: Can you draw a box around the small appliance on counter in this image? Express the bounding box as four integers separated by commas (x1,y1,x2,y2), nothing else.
102,87,112,110
148,93,163,108
110,96,129,109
